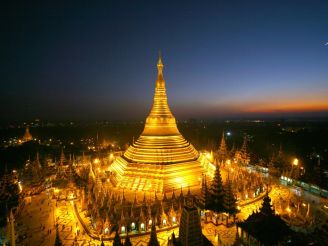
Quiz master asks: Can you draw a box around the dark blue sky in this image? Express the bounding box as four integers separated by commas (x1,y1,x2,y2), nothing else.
1,1,328,120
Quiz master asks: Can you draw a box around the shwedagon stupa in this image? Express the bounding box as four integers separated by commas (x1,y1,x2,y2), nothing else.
109,56,203,194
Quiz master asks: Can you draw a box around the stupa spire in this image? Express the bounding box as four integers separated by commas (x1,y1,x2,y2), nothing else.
22,125,33,142
157,51,163,73
142,54,179,136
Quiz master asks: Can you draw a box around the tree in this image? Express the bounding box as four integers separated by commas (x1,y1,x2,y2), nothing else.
201,175,211,210
124,233,132,246
148,222,160,246
223,175,238,219
113,230,123,246
55,227,63,246
208,164,224,213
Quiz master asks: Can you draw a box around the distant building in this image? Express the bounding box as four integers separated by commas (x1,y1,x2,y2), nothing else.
234,136,250,165
22,126,33,142
217,132,228,163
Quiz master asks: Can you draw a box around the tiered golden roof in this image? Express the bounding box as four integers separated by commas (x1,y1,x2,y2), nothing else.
109,55,203,193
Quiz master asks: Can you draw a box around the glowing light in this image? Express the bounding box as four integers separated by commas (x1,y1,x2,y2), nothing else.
293,158,299,166
149,219,152,226
121,226,126,234
18,181,22,192
94,158,100,164
75,226,80,235
175,177,183,186
140,223,145,231
286,207,291,213
172,217,176,224
163,219,167,226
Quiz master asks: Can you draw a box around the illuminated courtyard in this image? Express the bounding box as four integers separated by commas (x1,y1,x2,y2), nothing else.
12,170,328,246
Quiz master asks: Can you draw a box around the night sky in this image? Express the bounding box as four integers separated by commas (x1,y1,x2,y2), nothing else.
2,1,328,121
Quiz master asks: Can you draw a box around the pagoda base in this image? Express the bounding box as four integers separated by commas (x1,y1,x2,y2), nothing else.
109,156,203,194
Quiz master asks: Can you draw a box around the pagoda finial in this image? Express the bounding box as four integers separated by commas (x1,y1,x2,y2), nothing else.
157,51,164,77
157,51,163,72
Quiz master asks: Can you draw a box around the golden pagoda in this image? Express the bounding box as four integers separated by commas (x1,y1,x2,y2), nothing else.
22,126,33,142
109,55,203,193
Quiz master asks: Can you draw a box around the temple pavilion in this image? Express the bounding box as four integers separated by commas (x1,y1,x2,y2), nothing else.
109,56,203,194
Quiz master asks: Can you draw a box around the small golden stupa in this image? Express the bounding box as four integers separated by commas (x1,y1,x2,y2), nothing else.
22,126,33,142
109,55,203,193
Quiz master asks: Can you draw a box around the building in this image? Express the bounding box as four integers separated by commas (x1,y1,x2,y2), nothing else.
109,56,203,194
236,192,291,245
22,126,33,142
217,132,228,163
168,191,211,246
234,136,250,165
178,194,202,246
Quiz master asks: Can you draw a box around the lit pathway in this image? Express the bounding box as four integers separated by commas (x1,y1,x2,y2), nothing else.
71,199,179,245
16,192,56,246
15,182,328,246
16,191,179,245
